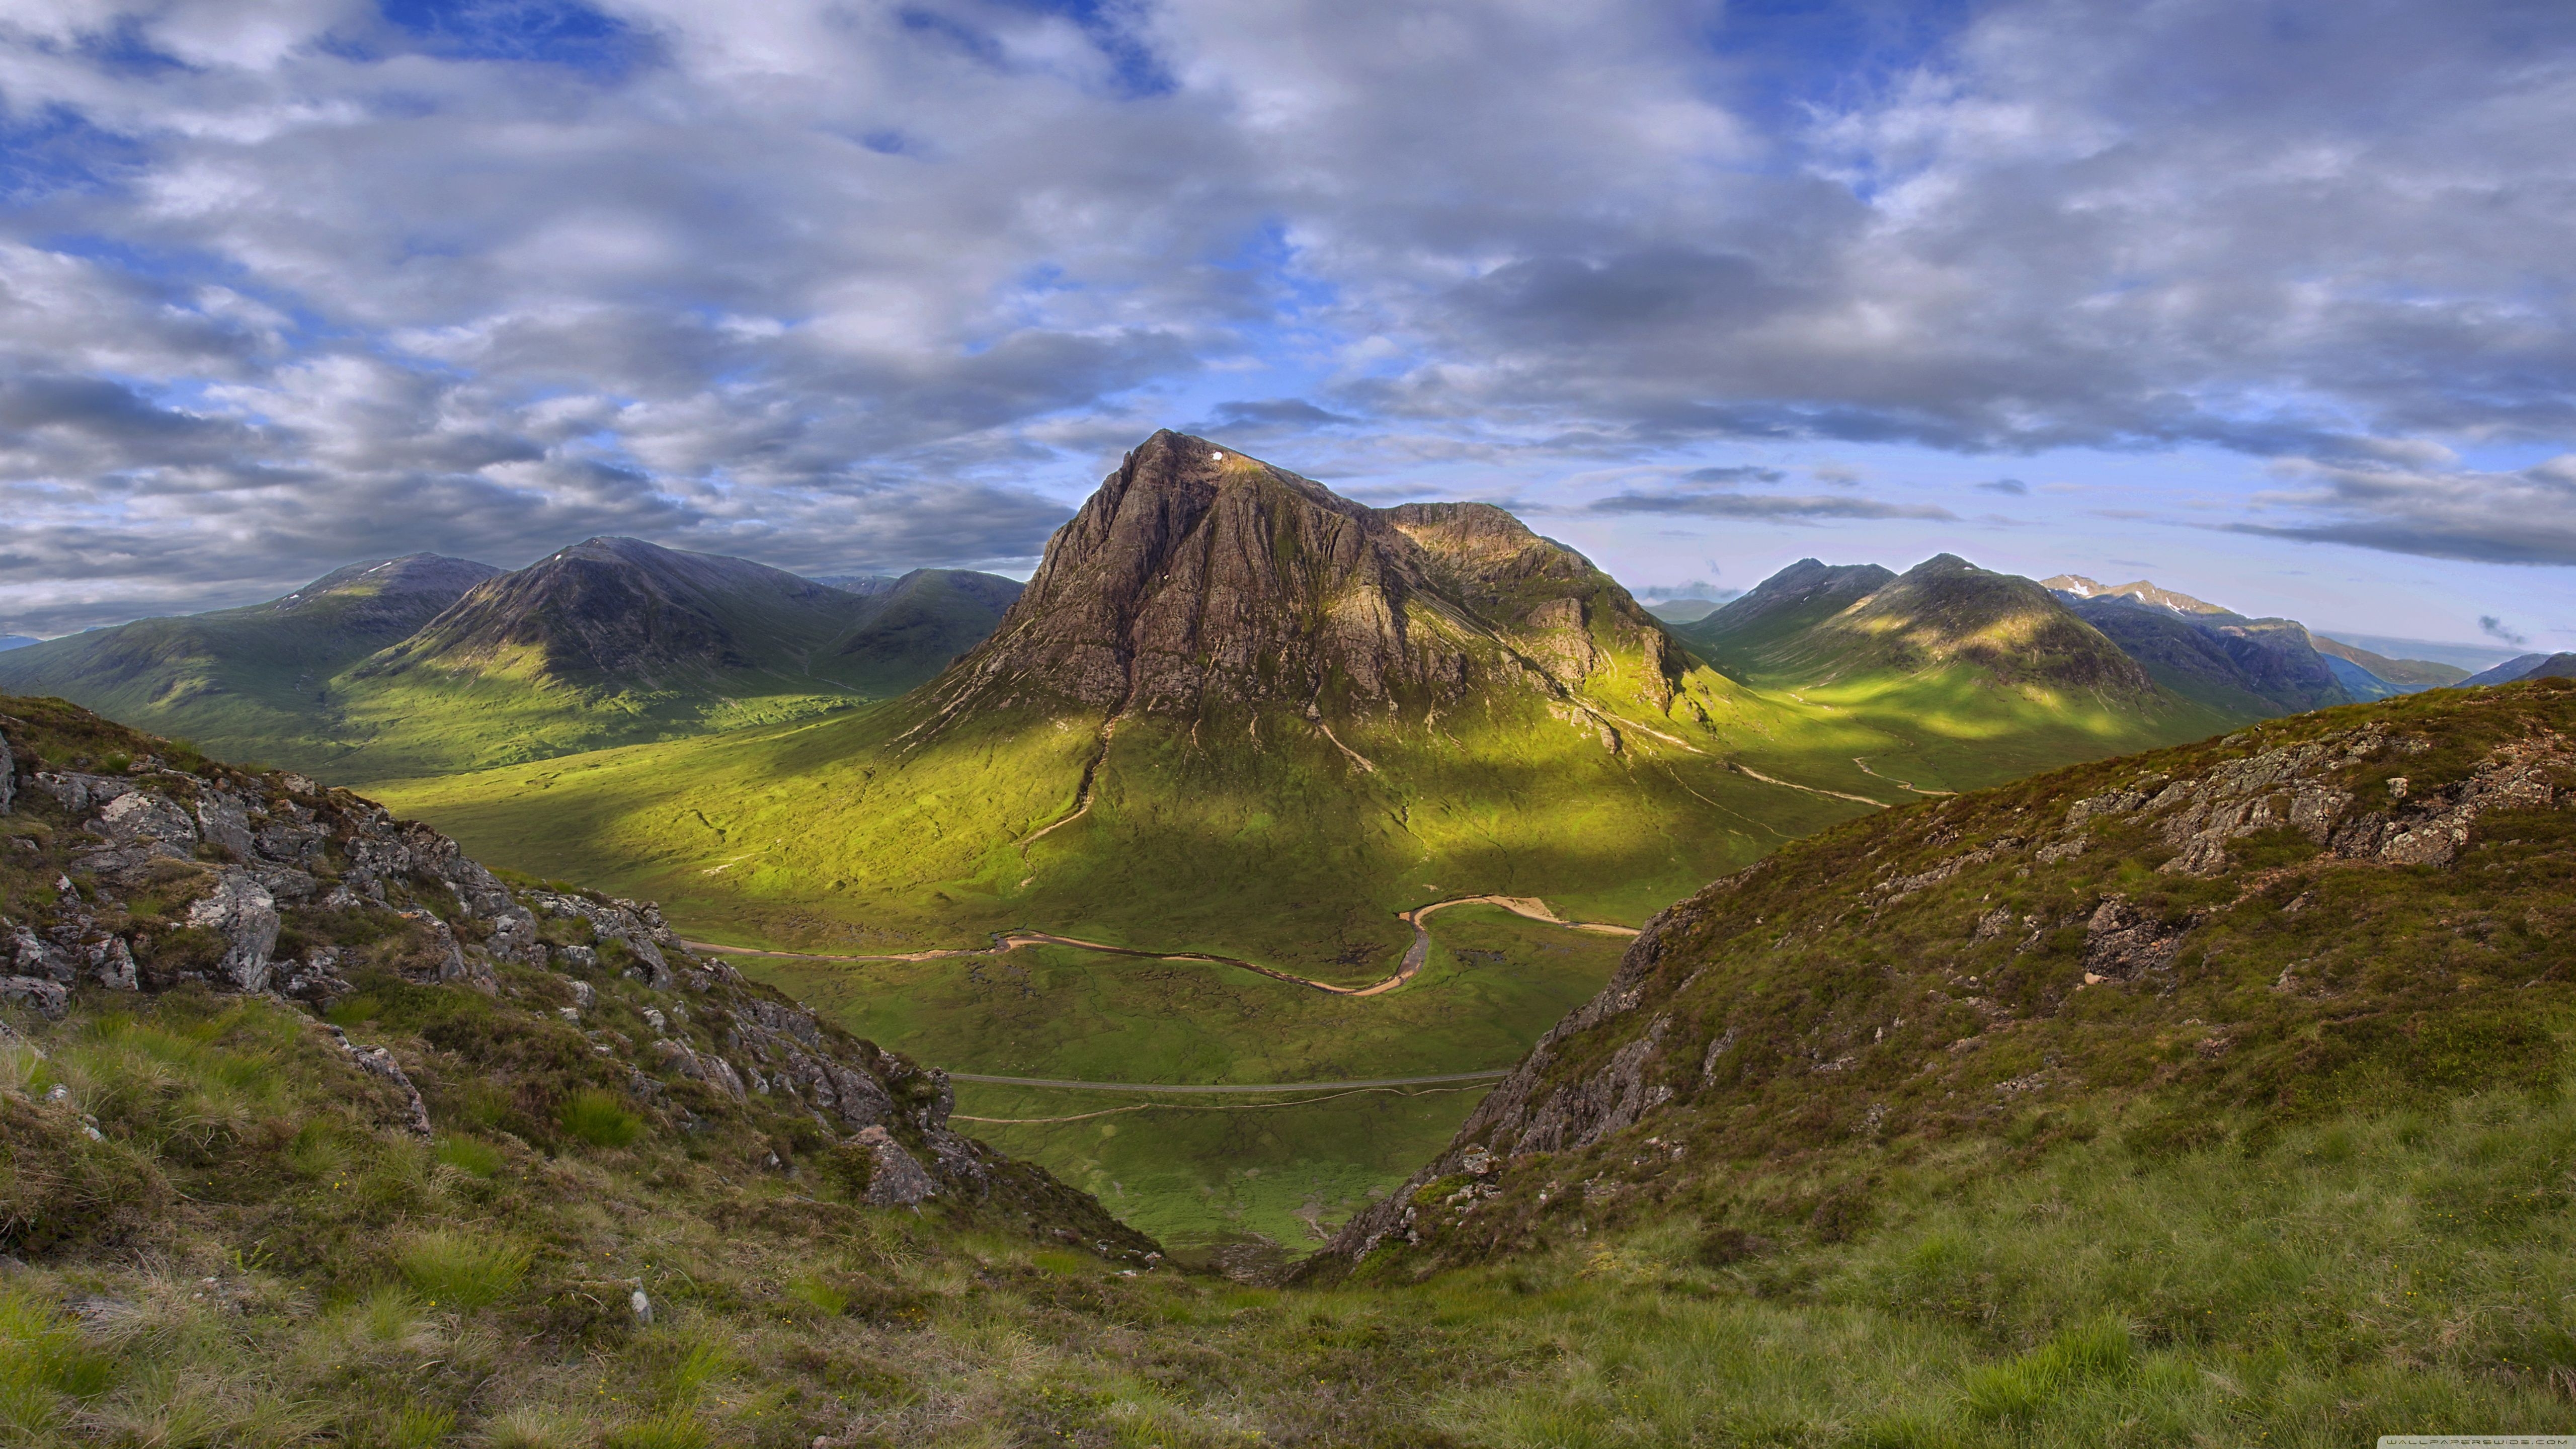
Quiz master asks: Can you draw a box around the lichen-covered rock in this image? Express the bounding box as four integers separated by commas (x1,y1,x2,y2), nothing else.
851,1124,938,1205
185,870,281,993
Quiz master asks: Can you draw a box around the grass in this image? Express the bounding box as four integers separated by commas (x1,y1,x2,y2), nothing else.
559,1088,645,1149
397,1228,532,1309
10,982,2576,1443
725,905,1628,1254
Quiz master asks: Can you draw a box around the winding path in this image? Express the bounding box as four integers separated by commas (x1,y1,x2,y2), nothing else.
1852,756,1957,796
682,893,1638,999
946,1069,1510,1093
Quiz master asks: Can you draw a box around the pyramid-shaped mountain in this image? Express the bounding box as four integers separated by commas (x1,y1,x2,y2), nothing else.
919,433,1682,729
357,535,874,688
396,432,1878,970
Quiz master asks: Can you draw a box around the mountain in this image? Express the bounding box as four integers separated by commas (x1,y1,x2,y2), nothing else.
2039,573,2233,616
322,539,1026,779
378,431,1891,972
1675,557,1896,669
356,536,877,689
2307,632,2471,689
806,571,902,594
0,553,501,766
2039,576,2478,700
0,539,1027,784
1643,595,1736,624
823,569,1026,695
2048,588,2350,716
2465,651,2576,687
2319,652,2405,701
1765,555,2155,697
0,635,35,652
2317,631,2523,674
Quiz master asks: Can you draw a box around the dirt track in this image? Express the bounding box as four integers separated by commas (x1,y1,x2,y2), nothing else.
682,893,1639,997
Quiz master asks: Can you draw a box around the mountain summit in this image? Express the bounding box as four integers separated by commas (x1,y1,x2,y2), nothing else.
919,432,1676,727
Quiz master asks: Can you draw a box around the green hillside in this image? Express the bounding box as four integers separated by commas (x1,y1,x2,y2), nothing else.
0,543,1024,785
0,554,499,769
1680,554,2242,802
15,690,2576,1443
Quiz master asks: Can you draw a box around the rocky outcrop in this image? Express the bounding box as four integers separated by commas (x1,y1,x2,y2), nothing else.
2035,721,2570,877
0,697,1141,1249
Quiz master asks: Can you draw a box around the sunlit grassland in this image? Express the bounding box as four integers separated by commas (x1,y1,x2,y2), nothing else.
374,678,1873,971
14,985,2576,1445
737,905,1630,1253
1727,660,2239,800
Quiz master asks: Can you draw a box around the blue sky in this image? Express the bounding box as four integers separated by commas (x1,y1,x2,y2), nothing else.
0,0,2570,656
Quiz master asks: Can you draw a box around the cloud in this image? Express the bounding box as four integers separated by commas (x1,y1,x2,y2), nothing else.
1589,492,1957,521
1977,477,2029,495
2221,455,2576,567
1195,398,1361,432
2480,615,2529,647
2,0,2574,631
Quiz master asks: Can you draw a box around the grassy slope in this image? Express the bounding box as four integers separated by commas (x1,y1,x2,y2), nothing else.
0,582,453,774
374,662,1868,972
14,696,2576,1441
737,906,1631,1253
11,872,2576,1443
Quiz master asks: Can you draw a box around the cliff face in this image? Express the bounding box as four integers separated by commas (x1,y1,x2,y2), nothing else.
919,431,1680,722
1303,680,2576,1279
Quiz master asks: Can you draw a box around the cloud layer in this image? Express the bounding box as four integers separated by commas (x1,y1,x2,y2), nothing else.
1,0,2572,632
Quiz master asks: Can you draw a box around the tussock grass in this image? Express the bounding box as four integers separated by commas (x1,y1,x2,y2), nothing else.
558,1088,642,1149
398,1228,531,1310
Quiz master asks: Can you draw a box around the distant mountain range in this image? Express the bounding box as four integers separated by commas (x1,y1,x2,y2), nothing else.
0,635,37,652
0,540,1020,780
2464,652,2576,687
2036,573,2468,705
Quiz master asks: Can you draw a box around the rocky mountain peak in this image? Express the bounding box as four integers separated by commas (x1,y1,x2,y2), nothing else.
918,431,1680,722
2042,574,2232,618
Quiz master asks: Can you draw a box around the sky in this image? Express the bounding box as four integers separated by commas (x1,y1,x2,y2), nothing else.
1,0,2572,655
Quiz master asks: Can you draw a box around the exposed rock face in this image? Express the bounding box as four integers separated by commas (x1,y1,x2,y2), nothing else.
918,431,1678,723
185,871,281,993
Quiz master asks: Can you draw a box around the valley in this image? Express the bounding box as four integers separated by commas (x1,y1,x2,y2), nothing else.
12,430,2506,1267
